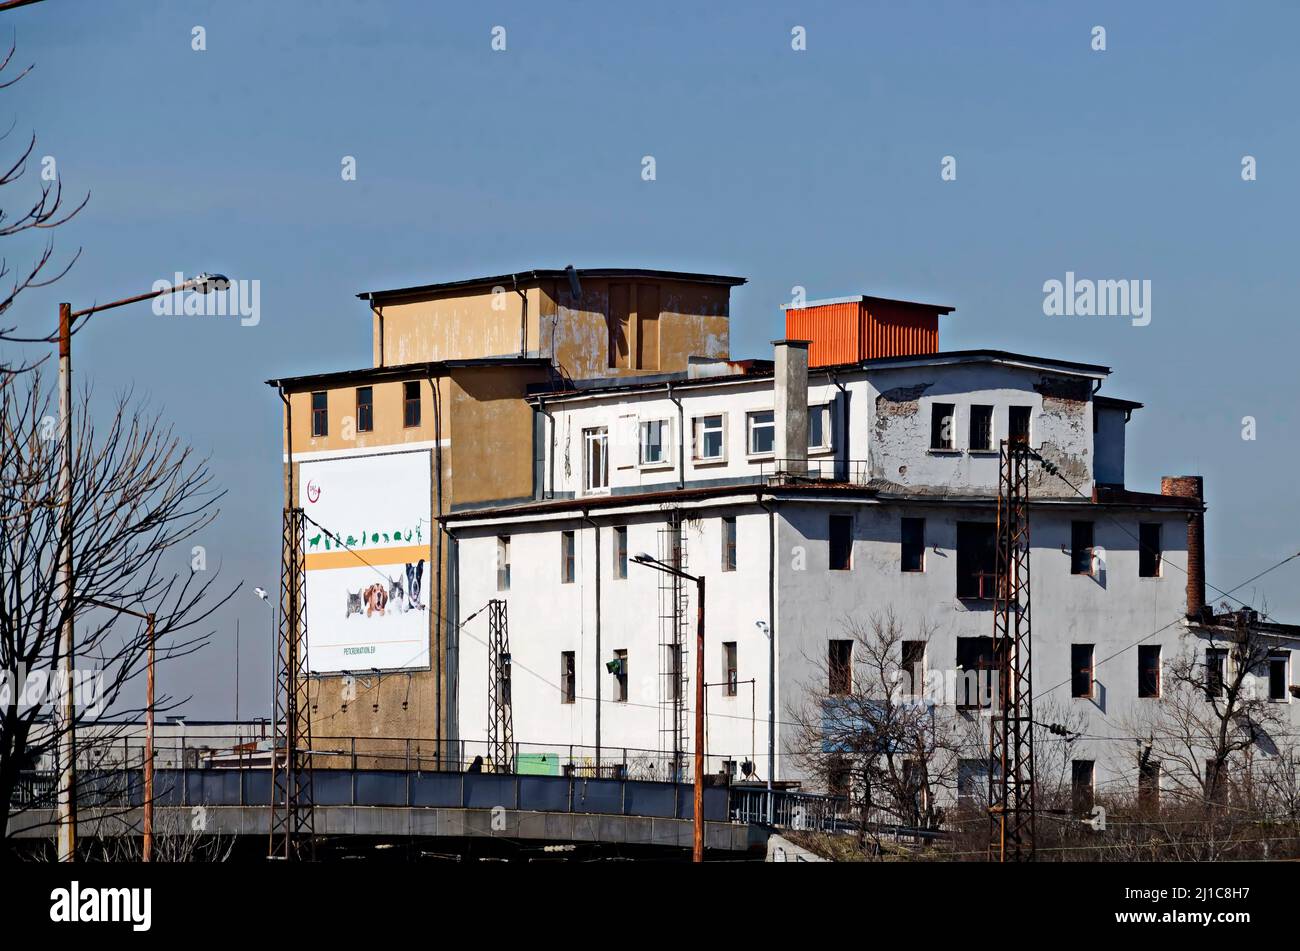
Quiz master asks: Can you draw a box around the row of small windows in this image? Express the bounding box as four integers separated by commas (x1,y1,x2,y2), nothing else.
559,641,741,705
930,402,1032,452
496,515,1167,592
310,383,422,438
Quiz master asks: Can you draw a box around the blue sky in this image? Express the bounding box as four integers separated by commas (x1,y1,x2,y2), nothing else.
6,1,1299,717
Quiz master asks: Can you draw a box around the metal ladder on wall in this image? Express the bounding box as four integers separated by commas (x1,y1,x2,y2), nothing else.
657,515,689,782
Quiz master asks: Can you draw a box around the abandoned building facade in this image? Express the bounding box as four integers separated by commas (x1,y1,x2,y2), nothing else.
272,270,1300,809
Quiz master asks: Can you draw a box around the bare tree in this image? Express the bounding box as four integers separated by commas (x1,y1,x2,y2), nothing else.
0,37,87,374
0,371,234,853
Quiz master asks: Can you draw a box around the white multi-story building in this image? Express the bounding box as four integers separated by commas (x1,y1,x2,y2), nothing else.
442,296,1299,808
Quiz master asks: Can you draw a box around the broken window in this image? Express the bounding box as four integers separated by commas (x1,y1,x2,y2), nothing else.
721,516,737,572
311,391,328,437
561,530,575,584
356,386,373,433
1138,522,1162,577
723,641,738,696
496,535,511,591
613,649,628,703
1206,647,1227,699
829,639,853,696
1008,405,1031,445
957,636,996,708
1071,760,1095,815
560,651,576,704
1071,644,1095,699
901,640,926,696
1269,651,1290,702
1138,644,1161,698
969,404,993,451
403,380,421,428
613,526,628,580
901,517,925,572
829,514,853,570
956,522,996,599
1071,521,1095,575
930,402,955,450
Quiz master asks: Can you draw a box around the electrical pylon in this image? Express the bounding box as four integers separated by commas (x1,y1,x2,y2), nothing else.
988,439,1036,861
487,599,514,773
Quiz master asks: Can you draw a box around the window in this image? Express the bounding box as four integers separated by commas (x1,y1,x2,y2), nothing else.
1206,647,1227,699
311,391,328,437
829,514,853,570
560,651,575,704
808,404,832,451
669,644,683,702
930,402,955,450
613,649,628,703
827,755,851,798
901,517,925,572
1071,644,1095,699
1071,760,1095,815
721,516,737,572
723,642,738,696
356,386,373,433
693,414,725,461
956,522,996,599
1009,405,1031,445
613,526,628,580
957,759,994,806
1071,521,1095,575
1269,651,1290,701
561,531,575,583
1139,523,1162,577
901,641,926,696
498,652,512,706
969,404,993,451
1138,644,1161,697
747,410,775,456
403,380,421,428
1138,758,1161,810
496,536,511,591
957,637,996,708
829,640,853,695
639,418,670,466
583,426,609,492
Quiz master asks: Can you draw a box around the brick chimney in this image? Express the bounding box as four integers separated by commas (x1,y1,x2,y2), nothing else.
1161,475,1206,620
773,340,810,476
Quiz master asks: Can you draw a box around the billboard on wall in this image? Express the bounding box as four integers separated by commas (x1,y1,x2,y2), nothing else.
298,451,432,672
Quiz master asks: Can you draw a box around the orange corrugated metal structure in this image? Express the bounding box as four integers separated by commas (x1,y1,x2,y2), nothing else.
785,296,954,368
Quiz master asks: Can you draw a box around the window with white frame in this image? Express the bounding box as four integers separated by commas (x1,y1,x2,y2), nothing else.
583,426,609,492
747,410,775,456
693,414,725,461
640,418,670,466
808,404,832,451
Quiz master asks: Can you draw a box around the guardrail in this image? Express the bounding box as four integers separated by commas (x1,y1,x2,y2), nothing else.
758,458,870,485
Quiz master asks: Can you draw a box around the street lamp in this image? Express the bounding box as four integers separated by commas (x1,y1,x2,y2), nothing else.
254,586,277,731
631,551,707,862
53,273,228,863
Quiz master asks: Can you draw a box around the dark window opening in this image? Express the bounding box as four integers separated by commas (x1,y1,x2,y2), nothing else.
311,391,328,437
356,386,373,433
901,517,925,572
1071,760,1095,815
724,642,738,696
956,636,996,708
1206,647,1227,699
1138,644,1161,698
1139,523,1162,577
613,649,628,703
1009,406,1031,445
969,404,993,451
403,380,421,428
1138,758,1161,810
561,531,575,584
614,526,628,580
1269,652,1290,701
1071,521,1095,575
901,641,926,695
829,640,853,696
829,514,853,570
956,522,996,599
931,402,955,450
560,651,575,704
1071,644,1095,698
722,516,737,572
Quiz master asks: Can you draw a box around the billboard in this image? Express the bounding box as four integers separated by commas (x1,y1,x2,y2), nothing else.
298,451,432,672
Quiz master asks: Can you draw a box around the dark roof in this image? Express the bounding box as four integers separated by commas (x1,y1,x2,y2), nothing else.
265,357,551,390
1095,394,1144,411
358,268,747,302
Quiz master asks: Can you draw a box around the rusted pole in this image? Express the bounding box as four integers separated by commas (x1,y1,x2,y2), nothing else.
143,612,156,862
56,302,76,863
693,576,705,863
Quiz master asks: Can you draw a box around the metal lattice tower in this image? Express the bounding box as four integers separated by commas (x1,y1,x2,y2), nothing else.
657,514,688,781
270,507,315,860
988,440,1036,861
487,599,514,773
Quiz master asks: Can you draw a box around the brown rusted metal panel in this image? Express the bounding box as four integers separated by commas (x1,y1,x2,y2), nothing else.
787,297,943,367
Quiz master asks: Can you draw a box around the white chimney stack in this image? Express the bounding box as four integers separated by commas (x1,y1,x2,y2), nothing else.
773,339,810,476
